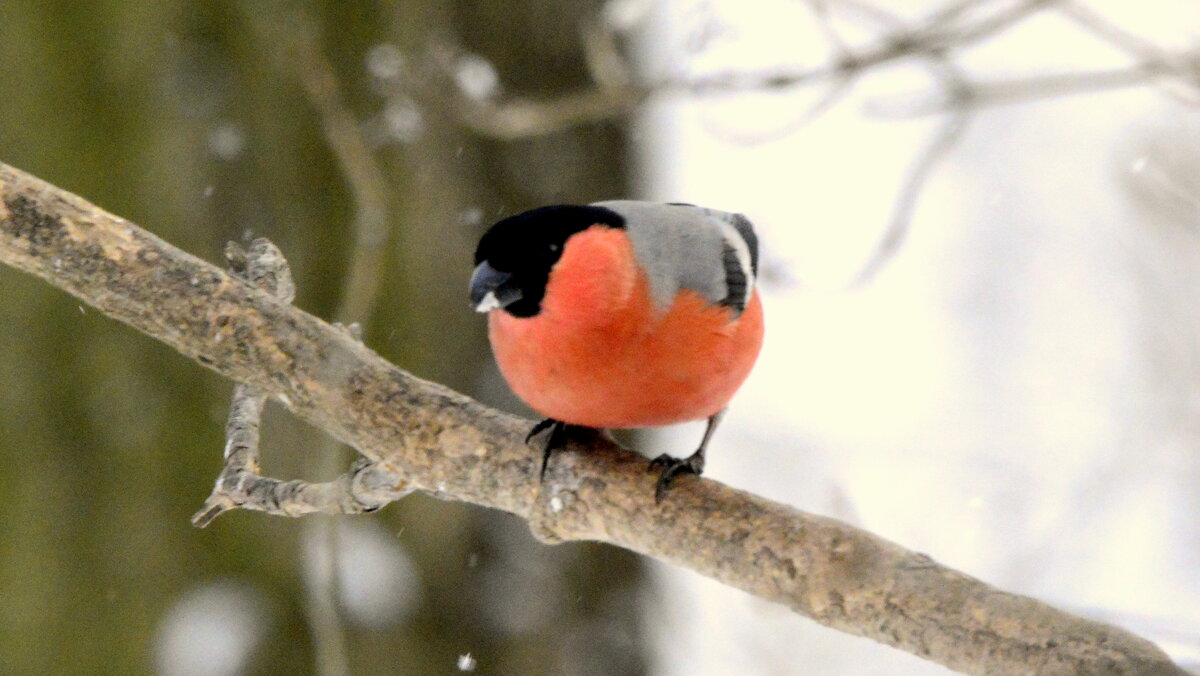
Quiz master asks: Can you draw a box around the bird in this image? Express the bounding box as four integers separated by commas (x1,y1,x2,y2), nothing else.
469,200,764,502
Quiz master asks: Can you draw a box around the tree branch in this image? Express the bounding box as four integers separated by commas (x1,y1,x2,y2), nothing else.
190,241,413,528
0,161,1187,675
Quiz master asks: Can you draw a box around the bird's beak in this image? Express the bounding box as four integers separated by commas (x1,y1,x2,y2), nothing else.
469,261,523,312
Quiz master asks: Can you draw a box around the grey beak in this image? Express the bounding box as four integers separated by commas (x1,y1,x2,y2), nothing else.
469,261,523,312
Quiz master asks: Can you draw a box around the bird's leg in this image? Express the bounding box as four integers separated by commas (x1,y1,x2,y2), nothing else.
526,418,579,481
525,418,558,445
649,409,726,503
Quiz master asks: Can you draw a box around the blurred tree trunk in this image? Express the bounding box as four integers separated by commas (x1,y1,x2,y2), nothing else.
0,1,644,675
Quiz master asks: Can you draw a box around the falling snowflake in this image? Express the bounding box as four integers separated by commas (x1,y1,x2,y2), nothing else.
454,54,500,101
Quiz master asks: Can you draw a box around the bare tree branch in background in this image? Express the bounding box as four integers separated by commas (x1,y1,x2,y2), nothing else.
232,11,408,675
2,161,1190,675
398,0,1199,280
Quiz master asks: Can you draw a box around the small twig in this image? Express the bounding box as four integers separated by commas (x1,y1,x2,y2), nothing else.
804,0,852,55
917,0,1061,48
581,9,635,90
257,10,395,326
453,86,647,140
192,453,413,527
867,66,1174,117
190,240,413,528
190,382,267,528
1055,2,1200,106
819,1,976,287
853,73,973,286
1056,1,1191,67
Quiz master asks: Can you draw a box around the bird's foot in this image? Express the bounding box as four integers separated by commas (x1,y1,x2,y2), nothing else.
526,419,577,481
648,451,706,504
525,418,558,445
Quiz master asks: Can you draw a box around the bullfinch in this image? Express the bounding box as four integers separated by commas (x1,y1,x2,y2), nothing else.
469,201,764,502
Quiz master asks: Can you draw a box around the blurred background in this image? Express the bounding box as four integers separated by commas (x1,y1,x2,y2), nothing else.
0,0,1197,674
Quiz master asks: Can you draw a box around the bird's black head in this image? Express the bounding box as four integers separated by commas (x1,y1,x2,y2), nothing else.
470,204,625,318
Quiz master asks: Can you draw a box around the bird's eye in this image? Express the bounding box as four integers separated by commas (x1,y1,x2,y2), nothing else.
548,243,560,252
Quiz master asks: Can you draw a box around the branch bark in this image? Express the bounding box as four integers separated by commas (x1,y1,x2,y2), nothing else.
0,161,1187,676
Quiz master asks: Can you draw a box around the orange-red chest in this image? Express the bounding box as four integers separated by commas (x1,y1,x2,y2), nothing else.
487,226,764,429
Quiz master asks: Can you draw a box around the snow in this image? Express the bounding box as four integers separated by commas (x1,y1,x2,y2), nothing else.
303,519,421,629
154,580,268,676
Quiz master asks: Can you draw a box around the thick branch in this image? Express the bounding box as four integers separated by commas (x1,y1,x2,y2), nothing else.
0,161,1186,675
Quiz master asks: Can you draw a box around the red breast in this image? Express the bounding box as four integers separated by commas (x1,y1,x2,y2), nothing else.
488,224,764,429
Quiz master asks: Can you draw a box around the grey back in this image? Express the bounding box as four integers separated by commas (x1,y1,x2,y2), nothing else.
592,200,758,316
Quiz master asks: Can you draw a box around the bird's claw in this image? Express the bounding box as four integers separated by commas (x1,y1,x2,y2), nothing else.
526,418,557,445
649,453,705,504
527,419,570,481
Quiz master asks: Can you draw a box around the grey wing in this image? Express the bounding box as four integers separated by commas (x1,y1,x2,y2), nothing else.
592,200,758,316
